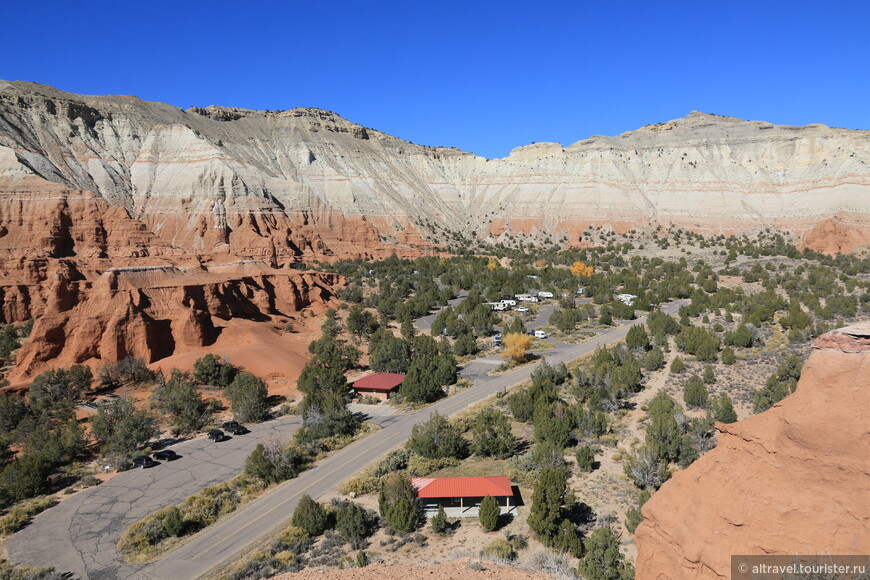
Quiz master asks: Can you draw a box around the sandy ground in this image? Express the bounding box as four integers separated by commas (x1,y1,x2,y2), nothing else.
150,317,320,401
274,558,548,580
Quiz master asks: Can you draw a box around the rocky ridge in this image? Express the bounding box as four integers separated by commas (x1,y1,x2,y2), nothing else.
1,81,868,256
634,322,870,579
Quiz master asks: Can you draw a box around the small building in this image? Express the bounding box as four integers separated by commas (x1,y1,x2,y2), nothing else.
351,372,405,400
412,476,516,518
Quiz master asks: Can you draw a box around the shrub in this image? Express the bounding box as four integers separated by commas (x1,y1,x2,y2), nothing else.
625,489,652,534
683,375,709,409
478,495,500,532
335,501,377,546
470,408,515,458
244,442,306,485
430,505,448,535
481,537,515,560
553,518,584,558
578,527,635,580
291,494,328,537
162,506,185,537
670,357,685,373
91,396,158,456
407,412,465,460
575,445,595,472
713,393,738,423
181,482,239,528
150,369,207,433
225,372,269,423
99,357,155,388
378,473,419,533
623,446,668,490
527,468,567,544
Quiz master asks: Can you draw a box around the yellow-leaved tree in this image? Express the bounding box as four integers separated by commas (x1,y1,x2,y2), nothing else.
501,333,532,364
570,261,594,277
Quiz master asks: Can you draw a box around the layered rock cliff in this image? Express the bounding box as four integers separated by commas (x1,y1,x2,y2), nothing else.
634,323,870,579
6,259,340,380
1,81,868,257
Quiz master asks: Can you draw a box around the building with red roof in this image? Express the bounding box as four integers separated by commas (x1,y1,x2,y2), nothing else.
351,372,405,400
411,476,516,518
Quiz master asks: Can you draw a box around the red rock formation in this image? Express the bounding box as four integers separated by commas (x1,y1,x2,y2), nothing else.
8,262,341,380
635,322,870,579
801,214,870,254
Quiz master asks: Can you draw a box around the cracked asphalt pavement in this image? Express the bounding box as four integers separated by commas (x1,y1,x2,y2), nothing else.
6,415,301,579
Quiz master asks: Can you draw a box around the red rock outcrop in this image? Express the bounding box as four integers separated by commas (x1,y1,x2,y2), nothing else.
7,261,340,380
634,322,870,579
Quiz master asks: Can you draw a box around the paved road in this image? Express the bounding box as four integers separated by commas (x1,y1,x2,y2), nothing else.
413,291,468,332
10,300,683,580
6,416,302,580
136,300,683,580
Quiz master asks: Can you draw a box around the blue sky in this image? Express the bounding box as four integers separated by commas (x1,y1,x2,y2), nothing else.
2,1,868,158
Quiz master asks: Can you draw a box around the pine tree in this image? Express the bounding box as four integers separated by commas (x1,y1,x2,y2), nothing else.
575,445,595,472
713,392,738,423
683,375,709,409
478,495,500,532
527,468,567,544
292,494,328,536
430,505,448,534
625,325,651,351
578,527,634,580
379,473,419,533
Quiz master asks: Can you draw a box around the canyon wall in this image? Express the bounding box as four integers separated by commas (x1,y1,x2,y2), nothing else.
634,323,870,579
0,81,868,257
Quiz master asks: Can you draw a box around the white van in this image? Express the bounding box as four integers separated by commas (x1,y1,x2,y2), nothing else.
538,291,554,299
534,330,549,339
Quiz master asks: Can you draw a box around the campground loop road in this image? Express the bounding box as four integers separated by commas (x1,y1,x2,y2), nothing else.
7,300,683,580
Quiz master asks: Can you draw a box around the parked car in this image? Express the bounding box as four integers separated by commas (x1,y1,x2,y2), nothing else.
207,429,225,442
132,455,159,469
153,449,179,461
515,307,529,312
534,330,549,339
222,421,247,435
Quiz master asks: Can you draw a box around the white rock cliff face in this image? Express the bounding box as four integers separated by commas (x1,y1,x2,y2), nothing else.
0,81,868,254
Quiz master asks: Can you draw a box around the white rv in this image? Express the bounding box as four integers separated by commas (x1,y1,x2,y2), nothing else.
486,302,508,311
501,299,517,307
538,291,554,299
617,293,637,306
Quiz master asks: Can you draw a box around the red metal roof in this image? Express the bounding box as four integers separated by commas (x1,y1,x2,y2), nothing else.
351,372,405,392
411,476,514,498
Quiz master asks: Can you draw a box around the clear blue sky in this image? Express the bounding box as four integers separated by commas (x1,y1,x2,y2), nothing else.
2,1,868,159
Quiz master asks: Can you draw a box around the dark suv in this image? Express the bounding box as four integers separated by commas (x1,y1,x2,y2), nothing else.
153,449,179,461
222,421,247,435
132,455,159,469
207,429,225,442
